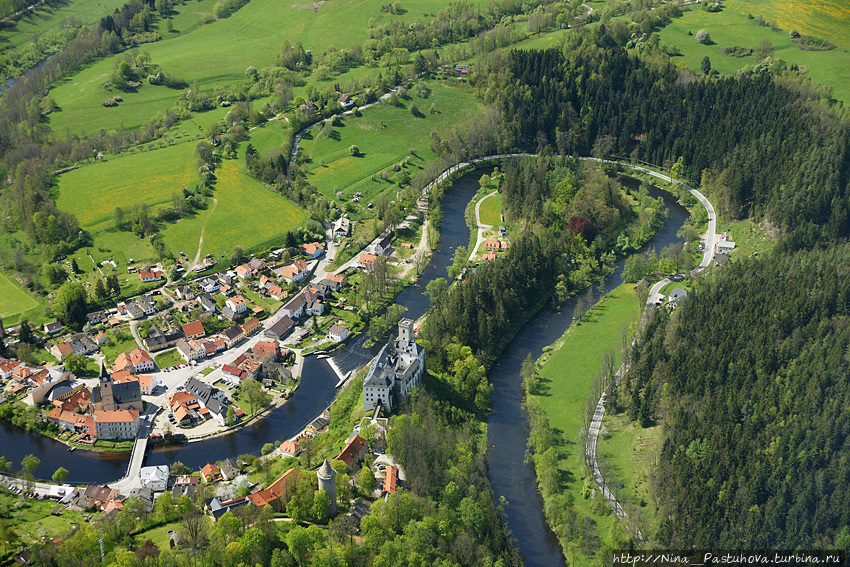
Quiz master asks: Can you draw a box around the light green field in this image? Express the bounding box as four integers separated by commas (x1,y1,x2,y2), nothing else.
300,81,485,201
596,412,661,534
0,270,41,323
0,0,126,51
478,192,502,226
533,285,640,550
55,141,199,230
160,153,307,256
249,119,291,156
658,7,850,102
46,0,488,136
154,348,183,369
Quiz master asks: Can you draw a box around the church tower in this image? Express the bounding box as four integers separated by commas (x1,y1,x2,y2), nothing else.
316,459,337,517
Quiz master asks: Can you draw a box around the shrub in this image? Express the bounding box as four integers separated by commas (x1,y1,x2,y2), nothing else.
349,145,361,157
695,29,711,44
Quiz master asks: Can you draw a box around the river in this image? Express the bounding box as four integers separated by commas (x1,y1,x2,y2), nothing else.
486,177,690,567
0,166,486,484
0,166,688,567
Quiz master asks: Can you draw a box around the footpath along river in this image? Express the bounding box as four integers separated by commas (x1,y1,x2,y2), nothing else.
0,165,689,567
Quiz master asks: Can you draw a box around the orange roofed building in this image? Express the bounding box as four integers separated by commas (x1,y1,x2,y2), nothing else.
336,435,369,468
247,468,301,511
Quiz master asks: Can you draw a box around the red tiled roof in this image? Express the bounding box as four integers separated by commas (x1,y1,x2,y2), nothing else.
246,469,300,507
182,320,205,338
337,435,368,465
383,465,398,495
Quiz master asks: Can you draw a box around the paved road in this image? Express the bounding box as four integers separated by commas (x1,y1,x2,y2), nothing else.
580,157,716,544
468,190,497,261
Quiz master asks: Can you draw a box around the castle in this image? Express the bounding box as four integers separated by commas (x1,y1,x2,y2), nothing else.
362,319,425,412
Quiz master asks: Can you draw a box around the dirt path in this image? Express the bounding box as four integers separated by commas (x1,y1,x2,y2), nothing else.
186,197,218,272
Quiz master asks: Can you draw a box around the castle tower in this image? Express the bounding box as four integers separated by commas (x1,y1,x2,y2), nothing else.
317,459,337,516
398,318,414,343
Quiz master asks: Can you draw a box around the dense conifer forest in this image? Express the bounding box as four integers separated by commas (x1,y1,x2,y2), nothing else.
622,243,850,548
491,43,850,241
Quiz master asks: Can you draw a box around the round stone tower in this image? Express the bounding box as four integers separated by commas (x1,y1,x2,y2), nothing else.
316,459,337,516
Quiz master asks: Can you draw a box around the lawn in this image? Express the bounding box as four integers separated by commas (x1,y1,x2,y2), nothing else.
0,490,87,547
0,271,41,323
658,6,850,103
299,80,485,202
100,328,139,363
478,192,502,226
160,151,308,257
715,218,778,259
531,284,642,552
154,348,183,369
595,413,661,535
55,142,199,231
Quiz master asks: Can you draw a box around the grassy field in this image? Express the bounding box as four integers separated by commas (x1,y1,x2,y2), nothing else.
299,81,485,202
55,142,199,231
0,0,127,51
45,0,488,136
532,284,642,554
0,489,87,547
595,412,661,535
154,347,183,369
478,192,502,226
0,271,41,324
160,151,307,257
658,6,850,103
100,327,139,363
726,0,850,50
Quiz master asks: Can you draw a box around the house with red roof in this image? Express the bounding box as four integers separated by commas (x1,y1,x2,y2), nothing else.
337,435,369,468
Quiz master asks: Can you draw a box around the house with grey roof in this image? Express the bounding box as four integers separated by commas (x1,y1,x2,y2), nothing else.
363,319,424,412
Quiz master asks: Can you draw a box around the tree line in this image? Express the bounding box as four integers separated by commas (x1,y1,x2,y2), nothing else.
618,242,850,548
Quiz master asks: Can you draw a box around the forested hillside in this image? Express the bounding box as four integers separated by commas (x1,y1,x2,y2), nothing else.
622,242,850,548
490,42,850,240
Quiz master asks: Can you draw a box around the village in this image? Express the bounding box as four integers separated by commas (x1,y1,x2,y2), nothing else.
0,207,439,559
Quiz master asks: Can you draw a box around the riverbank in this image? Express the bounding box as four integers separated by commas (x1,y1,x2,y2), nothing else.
523,285,646,564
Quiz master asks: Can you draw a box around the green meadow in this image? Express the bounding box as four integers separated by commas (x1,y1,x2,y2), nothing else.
726,0,850,50
658,7,850,103
46,0,488,136
160,152,307,256
532,285,642,548
0,271,42,324
298,81,485,202
0,0,126,51
55,141,199,231
478,192,502,226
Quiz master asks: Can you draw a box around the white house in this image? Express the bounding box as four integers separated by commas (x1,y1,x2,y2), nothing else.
226,295,248,314
716,239,736,254
139,465,170,492
175,339,206,362
328,325,349,342
93,409,141,440
281,294,306,320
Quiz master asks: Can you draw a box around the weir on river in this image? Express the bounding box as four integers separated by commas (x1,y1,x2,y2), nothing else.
0,164,690,567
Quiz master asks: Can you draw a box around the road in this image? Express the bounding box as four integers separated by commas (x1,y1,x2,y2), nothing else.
467,190,498,261
580,157,716,544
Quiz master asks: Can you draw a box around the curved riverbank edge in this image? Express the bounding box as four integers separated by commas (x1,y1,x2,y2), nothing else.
526,158,716,549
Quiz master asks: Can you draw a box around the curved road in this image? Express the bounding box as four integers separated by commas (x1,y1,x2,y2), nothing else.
468,190,497,261
580,157,716,543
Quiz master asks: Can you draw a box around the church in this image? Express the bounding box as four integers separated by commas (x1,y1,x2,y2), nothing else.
92,360,143,412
